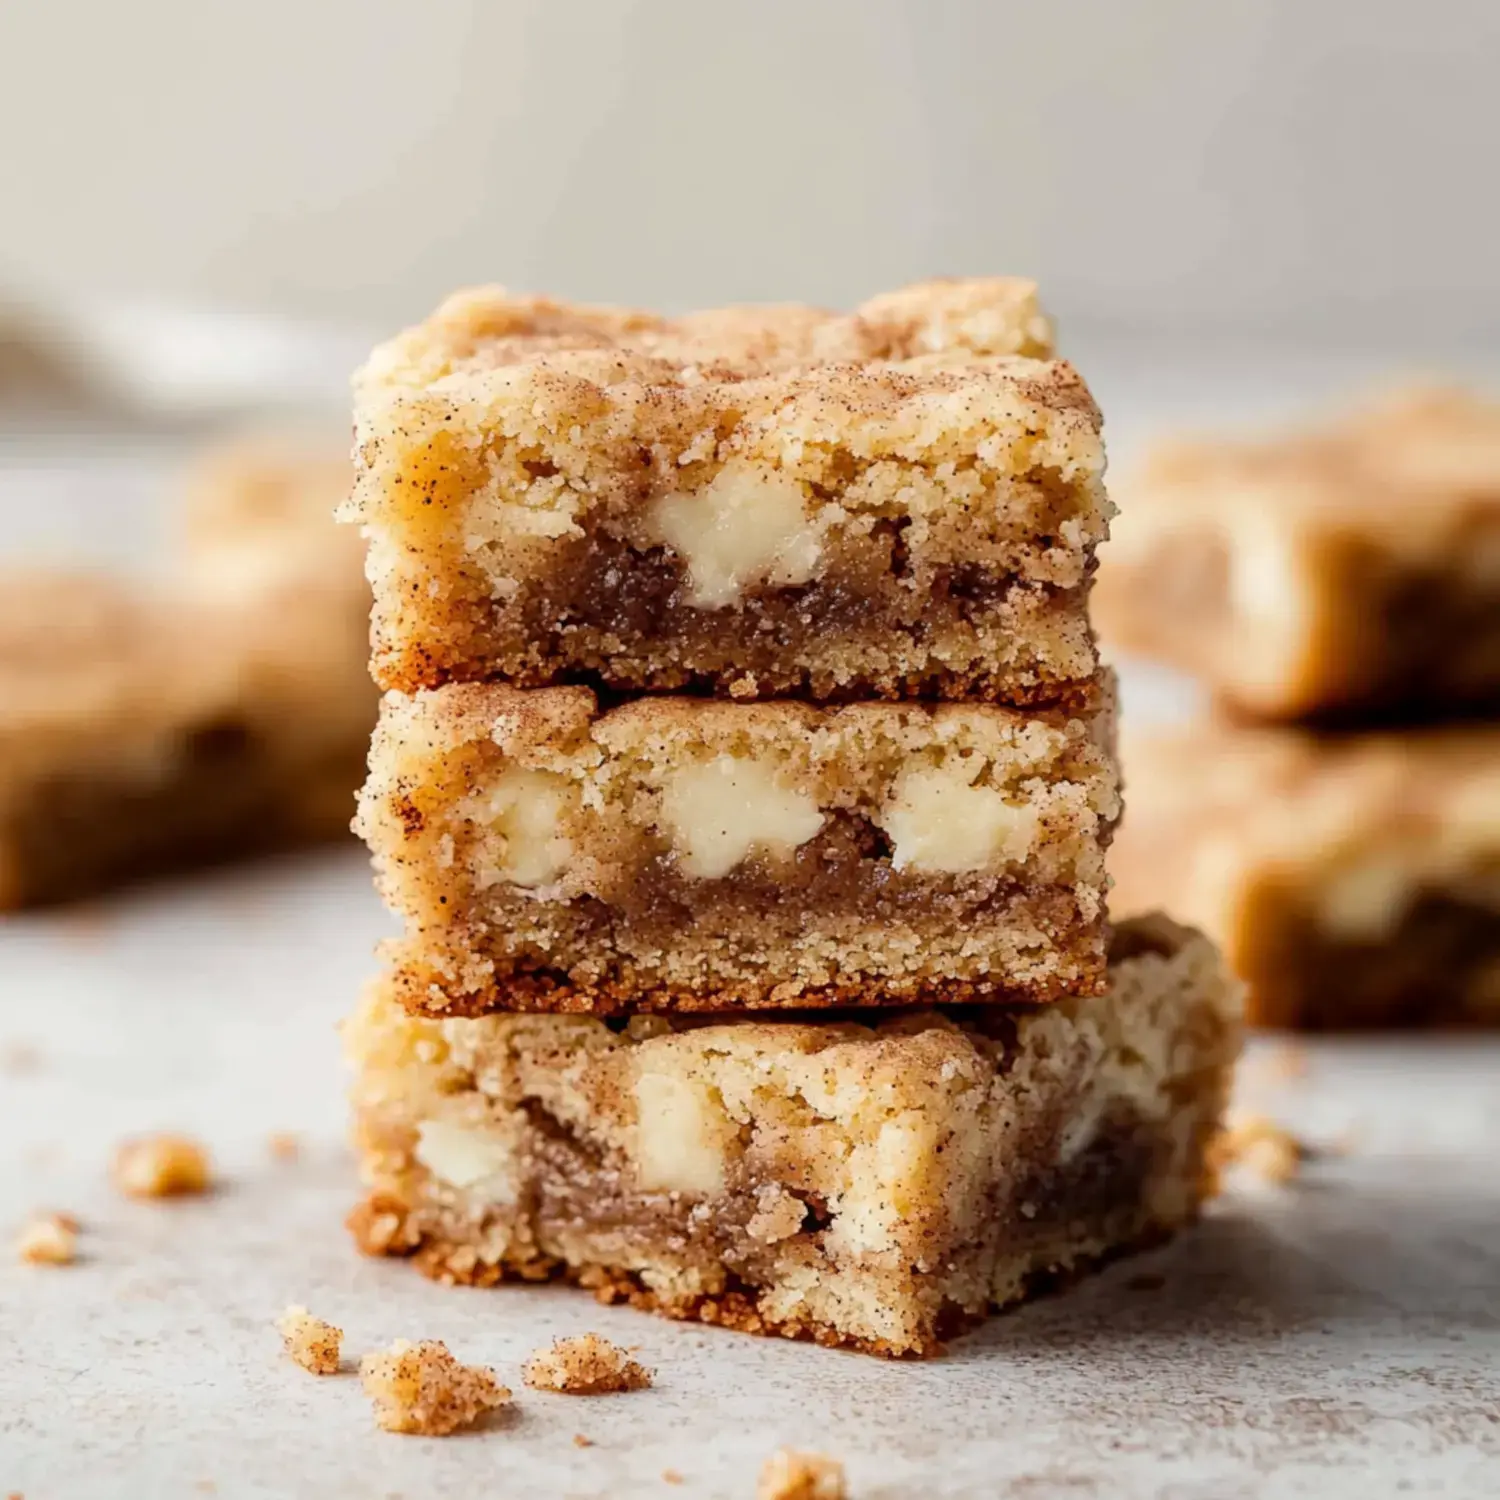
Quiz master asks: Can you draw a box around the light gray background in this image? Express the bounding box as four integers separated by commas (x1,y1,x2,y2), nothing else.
2,0,1499,348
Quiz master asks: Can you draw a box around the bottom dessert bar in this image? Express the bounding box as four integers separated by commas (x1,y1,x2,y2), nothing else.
1112,722,1500,1029
347,914,1240,1357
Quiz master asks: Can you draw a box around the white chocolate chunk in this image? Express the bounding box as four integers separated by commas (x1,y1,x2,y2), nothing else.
659,754,824,879
414,1119,515,1191
879,760,1040,875
469,768,575,888
647,460,823,607
633,1070,733,1195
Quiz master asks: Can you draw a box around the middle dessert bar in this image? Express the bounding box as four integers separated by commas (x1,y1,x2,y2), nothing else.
344,279,1108,706
359,675,1120,1015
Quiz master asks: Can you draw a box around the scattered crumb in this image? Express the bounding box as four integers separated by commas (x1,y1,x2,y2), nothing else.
359,1339,511,1435
16,1211,77,1265
1264,1042,1308,1081
663,1469,684,1485
0,1040,40,1074
573,1434,594,1448
522,1333,652,1395
113,1134,212,1198
266,1132,301,1163
758,1448,847,1500
277,1305,343,1375
1125,1271,1166,1292
1209,1114,1306,1184
193,1483,216,1495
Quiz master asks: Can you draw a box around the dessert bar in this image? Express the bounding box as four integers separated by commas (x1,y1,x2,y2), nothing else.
0,572,313,907
1095,388,1500,721
1111,721,1500,1027
347,914,1240,1357
358,675,1120,1014
344,279,1108,706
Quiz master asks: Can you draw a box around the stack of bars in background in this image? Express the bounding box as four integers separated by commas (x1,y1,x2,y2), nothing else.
1101,390,1500,1029
340,279,1242,1357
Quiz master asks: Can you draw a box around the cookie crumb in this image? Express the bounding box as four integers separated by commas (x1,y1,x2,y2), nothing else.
113,1134,212,1198
267,1132,301,1163
522,1333,652,1394
1209,1114,1305,1184
359,1339,511,1435
277,1305,343,1375
662,1469,684,1485
16,1211,78,1265
758,1448,847,1500
573,1434,594,1448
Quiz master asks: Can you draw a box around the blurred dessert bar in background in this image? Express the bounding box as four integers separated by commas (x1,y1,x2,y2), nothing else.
357,675,1120,1015
1095,389,1500,722
0,440,373,909
348,914,1240,1357
343,280,1106,707
1110,722,1500,1028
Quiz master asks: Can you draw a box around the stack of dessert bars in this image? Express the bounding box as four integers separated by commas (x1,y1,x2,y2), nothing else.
341,279,1241,1356
1101,389,1500,1029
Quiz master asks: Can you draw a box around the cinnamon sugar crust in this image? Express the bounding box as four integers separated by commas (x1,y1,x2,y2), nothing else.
1096,387,1500,720
344,279,1108,704
1111,721,1500,1028
521,1334,651,1394
346,915,1241,1357
357,677,1120,1014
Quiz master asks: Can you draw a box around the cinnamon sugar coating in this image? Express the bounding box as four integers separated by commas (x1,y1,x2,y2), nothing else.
521,1334,652,1394
344,279,1107,704
359,1339,511,1435
347,916,1240,1357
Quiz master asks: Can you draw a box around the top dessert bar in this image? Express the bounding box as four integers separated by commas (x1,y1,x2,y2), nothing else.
344,278,1109,705
1095,387,1500,723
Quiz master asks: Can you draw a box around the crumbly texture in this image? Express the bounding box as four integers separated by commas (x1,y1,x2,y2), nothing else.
1110,721,1500,1028
521,1334,652,1394
347,915,1240,1357
0,560,368,911
758,1449,848,1500
276,1305,344,1374
358,677,1120,1014
16,1211,78,1265
1095,387,1500,721
113,1134,212,1198
359,1338,511,1435
343,279,1108,706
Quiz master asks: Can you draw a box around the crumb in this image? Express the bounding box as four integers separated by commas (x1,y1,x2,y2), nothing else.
0,1040,40,1074
573,1434,594,1448
194,1483,216,1495
359,1339,511,1435
662,1470,684,1485
758,1448,847,1500
266,1132,301,1163
1209,1114,1306,1183
1124,1271,1166,1292
522,1333,652,1395
277,1305,343,1375
16,1211,77,1265
113,1134,212,1198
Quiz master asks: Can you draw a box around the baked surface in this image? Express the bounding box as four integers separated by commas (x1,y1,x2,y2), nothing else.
357,675,1120,1013
347,914,1241,1357
344,279,1108,705
1095,388,1500,721
1110,721,1500,1028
